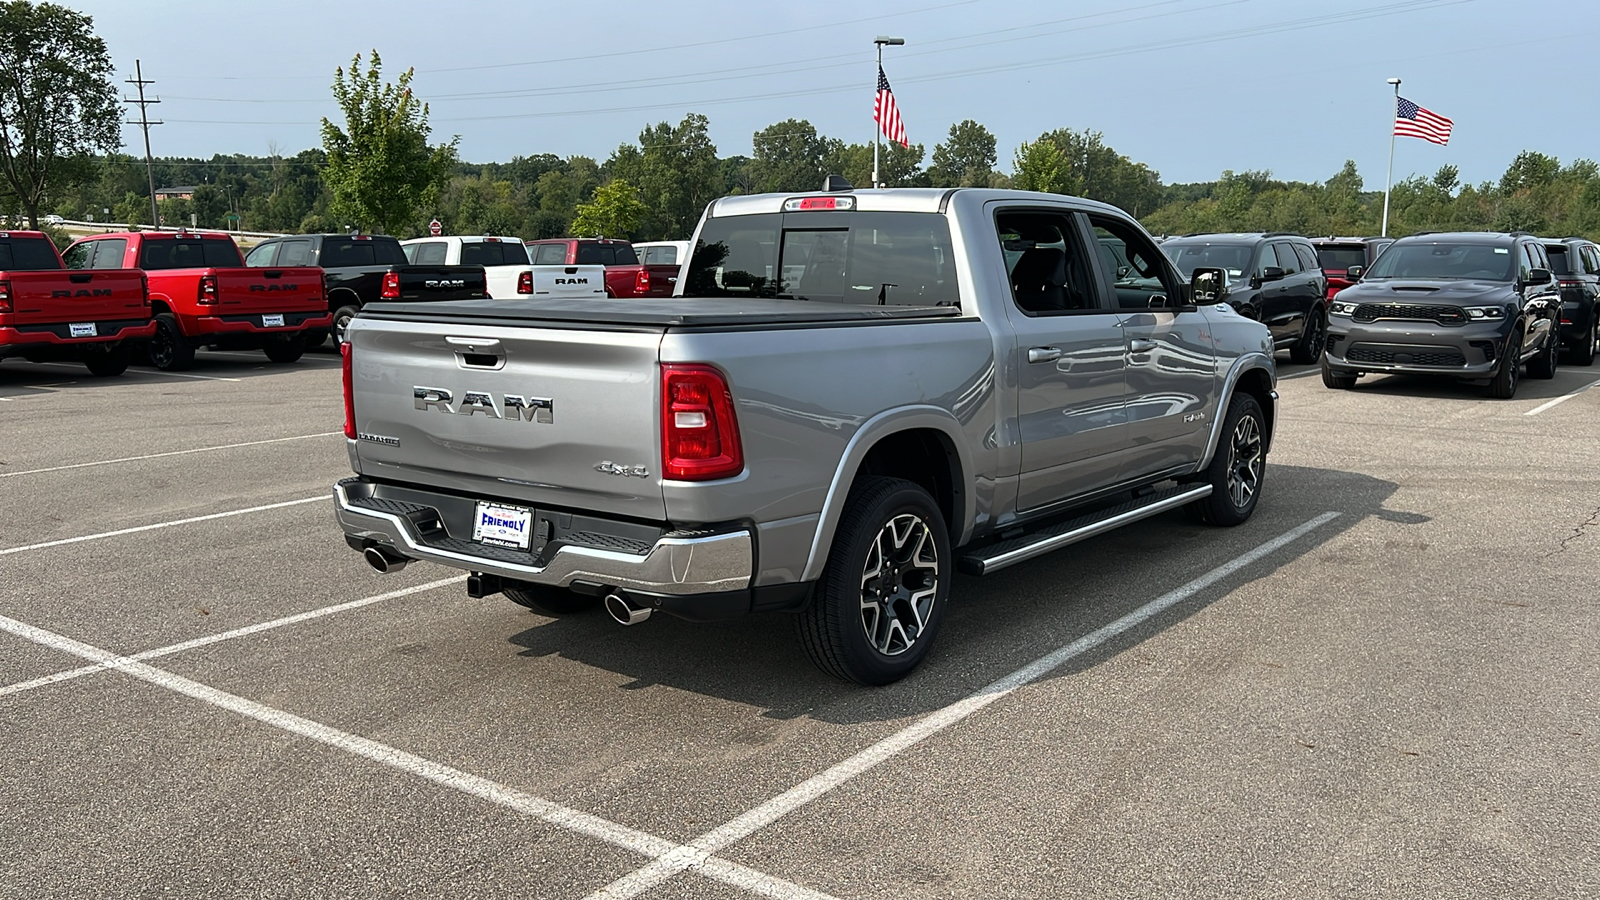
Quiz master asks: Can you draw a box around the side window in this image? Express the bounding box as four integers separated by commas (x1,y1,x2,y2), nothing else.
533,243,567,266
244,243,277,267
1256,243,1280,275
1090,215,1177,310
90,238,127,269
1273,242,1300,275
276,240,312,267
1585,245,1600,275
413,241,449,265
1293,243,1319,272
1518,244,1535,281
62,242,94,269
996,210,1100,315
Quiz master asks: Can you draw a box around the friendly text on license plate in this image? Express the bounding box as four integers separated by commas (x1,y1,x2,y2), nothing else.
69,323,98,338
261,314,285,328
472,501,533,549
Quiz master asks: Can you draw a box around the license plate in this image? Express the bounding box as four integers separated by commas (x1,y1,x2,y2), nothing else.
69,322,98,338
261,314,285,328
472,502,533,549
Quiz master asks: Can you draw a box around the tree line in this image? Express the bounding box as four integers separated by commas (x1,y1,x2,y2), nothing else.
5,2,1600,247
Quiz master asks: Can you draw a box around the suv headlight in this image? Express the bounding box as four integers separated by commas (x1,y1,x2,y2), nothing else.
1464,306,1505,320
1330,301,1359,317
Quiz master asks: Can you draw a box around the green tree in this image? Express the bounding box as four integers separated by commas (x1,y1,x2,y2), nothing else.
570,178,646,238
1011,139,1074,195
750,119,839,194
614,113,720,239
929,120,996,187
320,51,458,235
0,1,122,228
824,141,926,189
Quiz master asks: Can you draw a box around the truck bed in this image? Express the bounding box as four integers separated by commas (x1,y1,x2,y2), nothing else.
360,296,964,329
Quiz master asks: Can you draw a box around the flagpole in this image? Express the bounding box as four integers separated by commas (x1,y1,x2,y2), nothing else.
873,40,883,189
1381,77,1400,237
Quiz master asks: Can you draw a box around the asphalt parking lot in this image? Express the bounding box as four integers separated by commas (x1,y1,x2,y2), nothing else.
2,350,1597,899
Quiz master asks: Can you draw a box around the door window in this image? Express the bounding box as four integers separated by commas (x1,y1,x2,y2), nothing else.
276,240,312,267
1256,243,1281,275
996,210,1099,314
1292,243,1319,272
532,243,567,265
90,238,127,269
62,242,94,269
1090,215,1176,310
1518,244,1537,281
410,241,448,265
244,243,277,267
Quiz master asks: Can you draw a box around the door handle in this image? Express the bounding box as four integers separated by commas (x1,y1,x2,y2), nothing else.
1027,347,1062,364
1128,339,1158,353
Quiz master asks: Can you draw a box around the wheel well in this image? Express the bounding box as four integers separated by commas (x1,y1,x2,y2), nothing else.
328,288,361,309
1235,368,1276,452
150,300,171,316
852,428,962,540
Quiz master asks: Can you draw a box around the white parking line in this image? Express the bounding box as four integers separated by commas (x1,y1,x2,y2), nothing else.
0,432,342,479
0,613,841,900
1525,376,1600,416
0,576,466,699
34,361,242,382
204,350,340,365
1278,368,1322,380
588,511,1342,900
0,496,325,557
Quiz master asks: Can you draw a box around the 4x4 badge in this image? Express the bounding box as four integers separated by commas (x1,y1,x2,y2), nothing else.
595,461,650,478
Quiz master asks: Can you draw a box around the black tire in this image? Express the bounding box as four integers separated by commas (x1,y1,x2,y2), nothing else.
1184,393,1266,527
1488,331,1522,399
1528,325,1558,380
331,305,360,345
797,477,952,686
262,334,306,364
1289,305,1327,365
147,312,195,371
1321,356,1357,390
502,586,599,616
82,344,130,377
1571,317,1597,367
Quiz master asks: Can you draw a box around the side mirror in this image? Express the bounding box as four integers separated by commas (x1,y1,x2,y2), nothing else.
1523,267,1552,286
1346,265,1364,281
1190,267,1227,305
1258,266,1287,283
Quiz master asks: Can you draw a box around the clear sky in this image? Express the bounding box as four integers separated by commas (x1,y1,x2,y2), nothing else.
70,0,1599,189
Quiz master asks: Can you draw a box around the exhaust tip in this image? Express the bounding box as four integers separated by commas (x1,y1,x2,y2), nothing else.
604,592,652,626
363,546,408,574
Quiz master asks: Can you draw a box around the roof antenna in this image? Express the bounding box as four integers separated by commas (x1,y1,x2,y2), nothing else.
823,174,854,192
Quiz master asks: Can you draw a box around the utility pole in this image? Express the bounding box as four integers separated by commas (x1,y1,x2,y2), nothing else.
124,60,162,229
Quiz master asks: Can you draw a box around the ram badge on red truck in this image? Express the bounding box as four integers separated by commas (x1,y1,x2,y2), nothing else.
67,231,331,370
2,230,152,377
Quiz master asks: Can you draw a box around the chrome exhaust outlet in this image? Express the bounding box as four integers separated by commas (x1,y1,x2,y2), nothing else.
604,592,652,626
363,546,409,574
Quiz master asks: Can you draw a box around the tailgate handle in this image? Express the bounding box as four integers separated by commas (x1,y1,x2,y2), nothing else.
69,272,93,283
564,267,578,274
446,336,505,369
263,270,282,278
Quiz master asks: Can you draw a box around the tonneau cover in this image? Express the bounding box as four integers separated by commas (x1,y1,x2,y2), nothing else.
359,296,963,329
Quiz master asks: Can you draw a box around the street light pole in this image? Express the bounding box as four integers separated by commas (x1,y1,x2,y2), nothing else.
872,36,904,189
1381,77,1401,237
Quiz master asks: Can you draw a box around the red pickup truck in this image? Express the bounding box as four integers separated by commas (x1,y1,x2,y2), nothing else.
524,238,671,298
1,230,152,377
65,231,331,370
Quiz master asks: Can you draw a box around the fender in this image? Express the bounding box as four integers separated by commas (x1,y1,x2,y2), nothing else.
1195,352,1277,471
799,405,977,583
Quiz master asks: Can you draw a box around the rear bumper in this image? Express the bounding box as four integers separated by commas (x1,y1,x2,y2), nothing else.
1325,316,1512,376
334,478,756,599
186,311,334,336
0,319,157,354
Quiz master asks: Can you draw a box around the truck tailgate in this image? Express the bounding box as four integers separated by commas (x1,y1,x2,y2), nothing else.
531,265,607,299
1,269,146,325
213,266,326,313
396,265,489,301
348,316,667,521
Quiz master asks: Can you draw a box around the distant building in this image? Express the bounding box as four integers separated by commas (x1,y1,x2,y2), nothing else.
154,186,196,201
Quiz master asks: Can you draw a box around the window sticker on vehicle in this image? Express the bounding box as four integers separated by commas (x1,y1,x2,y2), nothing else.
262,314,285,327
472,502,533,549
69,323,98,338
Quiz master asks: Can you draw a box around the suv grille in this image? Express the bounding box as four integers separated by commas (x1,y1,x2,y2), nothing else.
1346,345,1467,367
1353,303,1466,325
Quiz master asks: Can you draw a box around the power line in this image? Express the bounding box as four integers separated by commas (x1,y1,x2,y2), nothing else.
124,60,162,227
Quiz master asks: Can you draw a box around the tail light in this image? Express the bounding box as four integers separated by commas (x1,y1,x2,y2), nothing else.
0,279,10,313
661,364,743,481
1559,280,1581,287
141,275,151,310
634,267,651,295
198,274,218,305
342,341,356,440
381,271,400,299
517,270,533,294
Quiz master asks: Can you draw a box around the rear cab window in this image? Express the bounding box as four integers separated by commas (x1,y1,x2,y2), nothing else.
319,237,408,268
531,243,568,266
407,241,448,266
685,211,957,307
1315,245,1367,270
0,235,64,270
576,242,639,266
1545,245,1571,276
139,237,244,269
460,240,528,266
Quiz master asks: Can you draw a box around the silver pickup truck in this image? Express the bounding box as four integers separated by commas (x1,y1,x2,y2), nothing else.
334,187,1278,684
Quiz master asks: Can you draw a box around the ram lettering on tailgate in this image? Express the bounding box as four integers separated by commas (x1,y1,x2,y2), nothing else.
412,386,554,423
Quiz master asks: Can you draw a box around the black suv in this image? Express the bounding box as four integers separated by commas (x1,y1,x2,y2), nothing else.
1323,232,1562,399
1312,236,1394,301
1541,237,1600,366
1162,232,1328,363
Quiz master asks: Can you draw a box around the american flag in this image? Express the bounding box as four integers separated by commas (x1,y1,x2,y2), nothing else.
874,65,908,148
1394,97,1453,145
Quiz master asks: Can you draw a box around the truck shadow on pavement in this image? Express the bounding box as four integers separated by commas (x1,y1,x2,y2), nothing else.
0,350,338,395
503,463,1403,725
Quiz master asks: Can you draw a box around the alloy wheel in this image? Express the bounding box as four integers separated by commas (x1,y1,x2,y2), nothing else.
334,313,354,344
151,325,174,368
1226,414,1263,509
858,513,940,657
